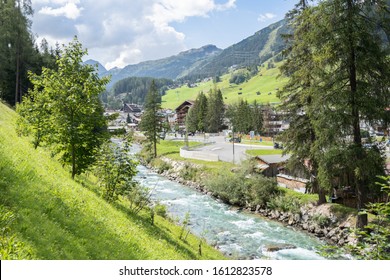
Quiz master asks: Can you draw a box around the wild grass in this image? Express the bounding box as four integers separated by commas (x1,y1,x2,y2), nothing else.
0,102,225,260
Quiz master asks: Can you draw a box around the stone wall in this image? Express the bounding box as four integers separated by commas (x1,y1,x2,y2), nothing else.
277,174,308,191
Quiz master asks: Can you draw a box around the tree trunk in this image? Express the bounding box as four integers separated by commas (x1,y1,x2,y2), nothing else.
347,0,367,228
71,142,76,179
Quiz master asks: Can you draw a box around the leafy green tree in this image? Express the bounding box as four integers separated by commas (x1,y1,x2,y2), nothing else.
348,176,390,259
16,84,51,149
139,80,162,158
94,137,138,202
17,37,110,179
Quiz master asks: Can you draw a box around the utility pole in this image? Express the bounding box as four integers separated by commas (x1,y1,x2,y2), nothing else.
232,125,235,164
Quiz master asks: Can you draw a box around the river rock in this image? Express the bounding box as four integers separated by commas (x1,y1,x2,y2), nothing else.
264,244,297,252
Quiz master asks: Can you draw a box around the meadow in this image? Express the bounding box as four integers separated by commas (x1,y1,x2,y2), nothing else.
162,64,286,110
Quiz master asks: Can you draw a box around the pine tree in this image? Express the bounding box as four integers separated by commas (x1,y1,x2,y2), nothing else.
281,0,390,225
206,88,225,133
139,80,162,158
278,0,327,203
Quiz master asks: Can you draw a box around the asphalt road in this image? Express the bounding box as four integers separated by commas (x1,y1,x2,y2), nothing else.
187,135,273,164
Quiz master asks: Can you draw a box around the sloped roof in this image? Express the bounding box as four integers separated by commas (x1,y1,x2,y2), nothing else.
175,100,195,111
256,154,291,164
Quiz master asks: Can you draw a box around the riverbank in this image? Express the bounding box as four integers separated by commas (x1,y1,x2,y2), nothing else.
146,157,358,251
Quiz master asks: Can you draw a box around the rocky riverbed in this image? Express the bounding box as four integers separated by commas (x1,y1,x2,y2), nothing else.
148,157,358,249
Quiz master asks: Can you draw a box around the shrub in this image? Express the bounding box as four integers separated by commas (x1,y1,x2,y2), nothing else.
179,163,199,181
154,203,168,218
93,140,138,203
205,166,279,207
267,195,301,214
151,158,172,174
246,175,280,208
312,214,332,228
128,184,151,214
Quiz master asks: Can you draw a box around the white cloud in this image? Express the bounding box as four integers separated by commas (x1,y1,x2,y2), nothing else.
257,13,276,22
31,0,237,69
39,2,83,20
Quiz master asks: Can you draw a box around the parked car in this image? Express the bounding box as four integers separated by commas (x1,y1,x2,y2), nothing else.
229,137,241,143
274,142,283,149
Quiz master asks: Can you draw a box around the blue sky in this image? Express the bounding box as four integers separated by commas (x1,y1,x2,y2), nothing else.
31,0,297,69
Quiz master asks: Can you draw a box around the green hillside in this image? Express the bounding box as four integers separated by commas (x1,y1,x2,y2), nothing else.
0,102,224,260
162,63,285,110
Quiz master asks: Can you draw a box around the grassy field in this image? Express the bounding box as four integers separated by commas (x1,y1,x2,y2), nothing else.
162,63,286,110
0,102,225,260
246,149,284,156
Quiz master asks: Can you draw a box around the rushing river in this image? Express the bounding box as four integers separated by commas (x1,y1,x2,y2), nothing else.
135,165,326,260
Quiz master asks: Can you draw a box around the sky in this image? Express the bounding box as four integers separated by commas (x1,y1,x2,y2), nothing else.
30,0,297,70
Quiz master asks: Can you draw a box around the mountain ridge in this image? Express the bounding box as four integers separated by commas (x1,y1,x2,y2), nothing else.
88,19,288,90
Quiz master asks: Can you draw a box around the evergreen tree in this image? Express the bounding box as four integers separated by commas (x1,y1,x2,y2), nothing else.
280,0,390,224
0,0,56,106
251,100,263,135
196,92,208,132
139,80,162,158
278,0,327,203
206,88,225,133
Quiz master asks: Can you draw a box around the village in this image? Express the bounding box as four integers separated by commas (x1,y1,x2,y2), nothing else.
106,100,390,204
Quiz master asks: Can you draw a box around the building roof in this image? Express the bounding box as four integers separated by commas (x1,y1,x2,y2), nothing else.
124,103,142,113
175,100,195,111
256,154,291,164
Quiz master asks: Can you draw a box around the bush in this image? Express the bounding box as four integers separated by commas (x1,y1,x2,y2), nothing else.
154,203,168,218
311,214,332,228
179,163,199,181
151,158,172,174
267,195,301,214
246,175,280,208
205,166,279,207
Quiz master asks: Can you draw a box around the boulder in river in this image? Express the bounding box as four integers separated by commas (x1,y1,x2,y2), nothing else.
264,244,297,252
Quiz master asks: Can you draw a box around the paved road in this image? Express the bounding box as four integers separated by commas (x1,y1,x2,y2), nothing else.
188,135,274,164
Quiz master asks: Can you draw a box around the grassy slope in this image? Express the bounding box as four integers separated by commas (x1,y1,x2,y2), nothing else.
162,63,286,110
0,102,225,260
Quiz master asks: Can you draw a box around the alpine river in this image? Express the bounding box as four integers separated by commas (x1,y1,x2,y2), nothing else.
135,164,326,260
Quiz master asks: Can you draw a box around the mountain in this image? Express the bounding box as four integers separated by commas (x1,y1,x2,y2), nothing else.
84,59,108,76
184,20,288,79
105,45,222,89
93,19,289,90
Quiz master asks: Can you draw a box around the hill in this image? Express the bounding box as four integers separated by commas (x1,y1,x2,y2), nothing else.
96,19,288,92
104,45,222,89
162,62,286,110
182,20,288,80
0,102,224,260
